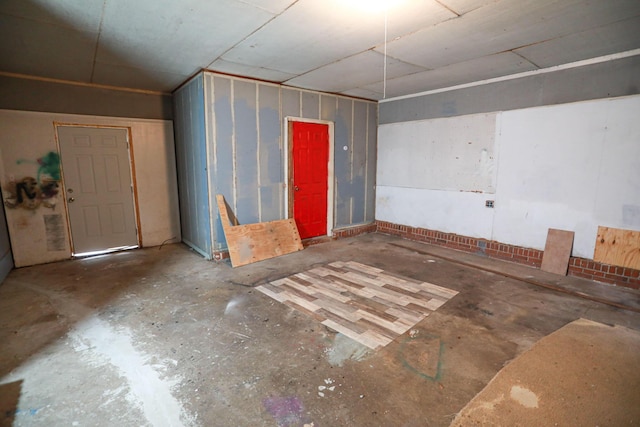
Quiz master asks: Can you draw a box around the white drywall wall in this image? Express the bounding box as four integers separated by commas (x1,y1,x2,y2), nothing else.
0,110,181,267
376,94,640,259
377,112,497,192
377,186,495,238
493,95,640,258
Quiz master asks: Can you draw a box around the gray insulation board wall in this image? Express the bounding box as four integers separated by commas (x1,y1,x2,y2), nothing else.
193,72,377,251
173,74,212,257
379,55,640,124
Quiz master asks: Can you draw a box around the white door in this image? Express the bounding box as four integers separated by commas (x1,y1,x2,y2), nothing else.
57,126,138,255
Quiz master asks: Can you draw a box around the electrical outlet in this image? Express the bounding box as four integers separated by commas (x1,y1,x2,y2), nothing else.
485,200,494,208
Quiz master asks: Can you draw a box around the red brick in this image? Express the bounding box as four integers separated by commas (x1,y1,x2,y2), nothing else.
526,249,541,259
624,279,640,290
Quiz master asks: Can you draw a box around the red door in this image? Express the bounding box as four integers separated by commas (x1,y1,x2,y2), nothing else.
292,121,329,239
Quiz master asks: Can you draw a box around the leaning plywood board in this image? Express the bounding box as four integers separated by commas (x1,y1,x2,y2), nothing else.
594,226,640,270
540,229,574,275
216,194,303,267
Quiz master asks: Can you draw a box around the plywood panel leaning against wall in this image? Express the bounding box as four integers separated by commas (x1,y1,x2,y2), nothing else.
216,195,303,267
594,226,640,270
540,229,574,275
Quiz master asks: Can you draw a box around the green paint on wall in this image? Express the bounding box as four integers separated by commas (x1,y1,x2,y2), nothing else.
37,152,61,183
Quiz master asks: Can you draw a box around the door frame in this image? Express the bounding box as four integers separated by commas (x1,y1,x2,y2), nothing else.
284,117,335,238
53,123,142,255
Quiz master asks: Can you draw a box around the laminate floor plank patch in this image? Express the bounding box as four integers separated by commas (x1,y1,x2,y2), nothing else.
357,318,398,340
317,309,369,334
288,276,314,287
378,274,425,291
325,275,366,290
287,301,326,322
256,261,458,350
279,281,318,302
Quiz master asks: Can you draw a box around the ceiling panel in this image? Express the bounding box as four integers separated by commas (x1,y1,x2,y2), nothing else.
220,0,456,74
0,0,104,32
207,59,297,83
341,87,384,100
438,0,498,15
515,17,640,68
1,0,638,99
0,14,96,81
95,0,277,75
239,0,296,15
363,52,538,99
380,0,640,70
284,50,426,93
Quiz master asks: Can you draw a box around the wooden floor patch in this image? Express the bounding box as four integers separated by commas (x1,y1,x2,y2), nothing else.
256,261,458,350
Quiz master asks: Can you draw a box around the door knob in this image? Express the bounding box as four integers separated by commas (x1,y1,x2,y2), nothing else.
68,197,75,203
294,186,300,191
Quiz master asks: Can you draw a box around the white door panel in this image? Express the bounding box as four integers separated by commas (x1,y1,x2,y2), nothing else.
57,126,138,254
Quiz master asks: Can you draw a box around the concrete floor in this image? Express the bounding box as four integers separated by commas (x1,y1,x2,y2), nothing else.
1,233,639,427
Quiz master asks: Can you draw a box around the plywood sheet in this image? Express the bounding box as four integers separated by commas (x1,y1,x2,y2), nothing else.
594,226,640,270
217,194,303,267
451,319,640,426
540,228,574,275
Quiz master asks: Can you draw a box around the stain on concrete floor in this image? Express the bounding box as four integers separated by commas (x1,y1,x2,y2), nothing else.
0,233,639,426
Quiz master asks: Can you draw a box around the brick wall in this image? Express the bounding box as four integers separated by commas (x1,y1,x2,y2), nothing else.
568,258,640,289
333,223,377,239
375,220,640,290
